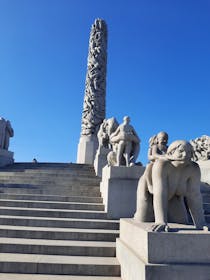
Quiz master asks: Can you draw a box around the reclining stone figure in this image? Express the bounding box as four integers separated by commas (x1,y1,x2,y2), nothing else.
134,140,207,232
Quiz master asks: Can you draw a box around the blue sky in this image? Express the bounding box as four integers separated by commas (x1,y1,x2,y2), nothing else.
0,0,209,165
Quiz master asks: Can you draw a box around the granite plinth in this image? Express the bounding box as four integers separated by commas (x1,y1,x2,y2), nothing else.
100,166,145,219
77,135,98,165
198,160,210,186
0,149,14,167
117,218,210,280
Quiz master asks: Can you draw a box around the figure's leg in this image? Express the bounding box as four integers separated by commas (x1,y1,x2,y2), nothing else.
116,141,124,166
124,142,132,167
134,176,154,222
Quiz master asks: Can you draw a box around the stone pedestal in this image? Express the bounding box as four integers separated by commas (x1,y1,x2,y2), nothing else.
100,165,145,219
117,219,210,280
94,147,111,177
0,149,14,167
198,160,210,185
77,135,98,164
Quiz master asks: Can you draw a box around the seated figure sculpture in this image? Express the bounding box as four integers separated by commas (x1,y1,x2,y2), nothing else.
134,140,207,232
109,116,140,166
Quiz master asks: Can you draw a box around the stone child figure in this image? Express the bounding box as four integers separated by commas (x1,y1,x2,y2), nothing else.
134,140,207,232
109,116,140,166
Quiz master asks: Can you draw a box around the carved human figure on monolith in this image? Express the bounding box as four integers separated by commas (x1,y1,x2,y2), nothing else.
134,140,207,232
109,116,140,166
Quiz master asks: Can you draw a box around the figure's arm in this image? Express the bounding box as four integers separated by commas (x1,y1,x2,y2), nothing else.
110,126,120,139
152,160,169,226
148,145,166,162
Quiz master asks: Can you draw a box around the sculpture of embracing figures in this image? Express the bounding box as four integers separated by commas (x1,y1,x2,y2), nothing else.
134,136,207,232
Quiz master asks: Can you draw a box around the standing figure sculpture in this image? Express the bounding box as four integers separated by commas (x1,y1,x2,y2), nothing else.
109,116,140,166
134,140,207,232
0,117,14,150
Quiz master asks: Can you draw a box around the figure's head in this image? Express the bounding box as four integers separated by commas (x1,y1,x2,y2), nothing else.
123,116,130,124
156,131,168,145
167,140,193,161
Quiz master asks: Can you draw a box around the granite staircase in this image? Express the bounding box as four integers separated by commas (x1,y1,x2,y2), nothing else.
0,163,121,279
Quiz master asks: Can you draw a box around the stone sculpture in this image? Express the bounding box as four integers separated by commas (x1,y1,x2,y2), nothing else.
109,116,140,167
148,131,168,162
0,117,14,150
134,140,207,232
190,135,210,161
81,18,107,137
97,117,119,149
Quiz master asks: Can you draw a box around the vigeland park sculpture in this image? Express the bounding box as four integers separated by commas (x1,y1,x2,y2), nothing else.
77,18,107,164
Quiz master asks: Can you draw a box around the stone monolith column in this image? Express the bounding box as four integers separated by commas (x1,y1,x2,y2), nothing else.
77,19,107,164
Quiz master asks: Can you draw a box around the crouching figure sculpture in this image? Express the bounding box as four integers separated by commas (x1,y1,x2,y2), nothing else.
134,140,207,232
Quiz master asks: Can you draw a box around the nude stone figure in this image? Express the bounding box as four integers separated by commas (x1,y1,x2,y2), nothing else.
109,116,140,166
134,140,207,232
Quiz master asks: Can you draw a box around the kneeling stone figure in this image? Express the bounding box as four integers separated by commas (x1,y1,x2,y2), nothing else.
134,140,208,232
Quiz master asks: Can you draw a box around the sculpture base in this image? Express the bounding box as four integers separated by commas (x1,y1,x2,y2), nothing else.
94,147,111,177
117,219,210,280
0,149,14,167
100,165,145,219
198,160,210,186
77,135,98,165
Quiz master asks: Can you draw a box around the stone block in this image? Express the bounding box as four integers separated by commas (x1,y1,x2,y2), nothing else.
0,149,14,167
100,165,145,219
198,160,210,185
117,218,210,280
77,135,98,164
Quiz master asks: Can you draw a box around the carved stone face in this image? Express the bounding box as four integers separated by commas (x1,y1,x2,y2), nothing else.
157,132,168,144
167,140,192,161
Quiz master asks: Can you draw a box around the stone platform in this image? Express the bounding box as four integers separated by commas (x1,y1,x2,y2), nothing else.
0,149,14,167
117,219,210,280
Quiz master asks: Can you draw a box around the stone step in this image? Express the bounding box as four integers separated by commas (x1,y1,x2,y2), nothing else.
0,171,97,177
0,207,108,219
0,225,119,241
0,186,100,196
0,193,103,203
0,274,122,280
0,199,104,211
1,162,94,170
203,194,210,203
203,203,210,214
0,253,121,276
0,215,119,229
0,184,100,193
0,179,100,186
0,238,116,257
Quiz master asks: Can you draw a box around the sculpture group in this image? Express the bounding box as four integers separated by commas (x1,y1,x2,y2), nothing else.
97,116,140,167
134,132,207,232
